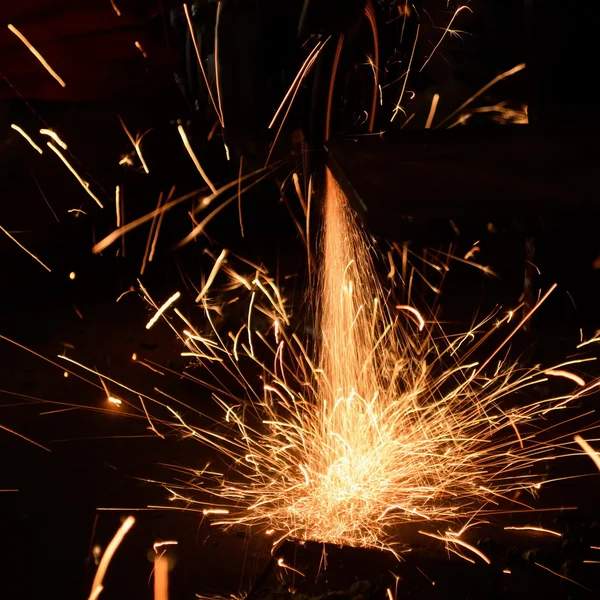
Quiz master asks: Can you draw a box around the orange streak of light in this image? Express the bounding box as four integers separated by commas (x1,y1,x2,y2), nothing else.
391,25,419,122
40,129,67,149
177,125,217,193
419,531,491,564
7,24,66,87
134,41,148,58
504,526,561,537
46,142,104,208
195,250,228,302
110,0,121,16
437,63,526,128
574,435,600,471
0,423,50,452
425,94,440,129
10,124,43,153
395,305,425,331
535,562,595,593
0,225,51,272
153,554,169,600
419,6,473,73
183,3,223,126
118,115,150,174
89,516,135,600
544,369,585,386
146,292,181,330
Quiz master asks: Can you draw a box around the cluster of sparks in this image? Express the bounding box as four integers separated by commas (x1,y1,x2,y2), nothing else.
117,168,598,557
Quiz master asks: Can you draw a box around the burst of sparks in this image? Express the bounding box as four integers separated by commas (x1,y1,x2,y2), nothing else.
7,24,66,88
122,168,599,552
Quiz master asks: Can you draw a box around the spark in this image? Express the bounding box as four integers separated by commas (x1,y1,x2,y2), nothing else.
391,25,419,122
419,530,491,564
108,397,122,407
39,129,67,149
89,516,135,600
177,125,217,194
395,305,425,330
10,124,43,154
153,541,177,553
68,209,86,215
504,526,561,537
46,142,104,208
154,554,169,600
183,3,223,126
146,292,181,330
7,24,66,87
535,562,596,593
195,250,228,303
118,115,150,174
424,94,440,129
0,423,50,452
0,225,51,272
544,369,585,386
436,63,526,129
69,272,76,280
419,6,473,73
110,0,121,16
574,435,600,471
276,558,305,577
134,41,147,58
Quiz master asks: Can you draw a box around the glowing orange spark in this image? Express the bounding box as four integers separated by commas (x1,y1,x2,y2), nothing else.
395,305,425,331
89,516,135,599
391,25,419,122
153,554,169,600
153,541,177,553
134,41,147,58
0,423,50,452
177,125,217,193
39,129,67,149
69,272,76,280
7,24,66,87
0,225,51,272
419,6,473,73
146,292,181,330
419,531,491,564
46,142,104,208
118,115,150,174
425,94,440,129
108,397,122,407
574,435,600,471
183,3,223,126
10,124,43,154
110,0,121,16
504,526,561,537
437,63,526,128
544,369,585,386
195,250,228,303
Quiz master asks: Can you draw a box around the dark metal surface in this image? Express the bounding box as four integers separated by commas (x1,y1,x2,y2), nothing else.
326,126,599,241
